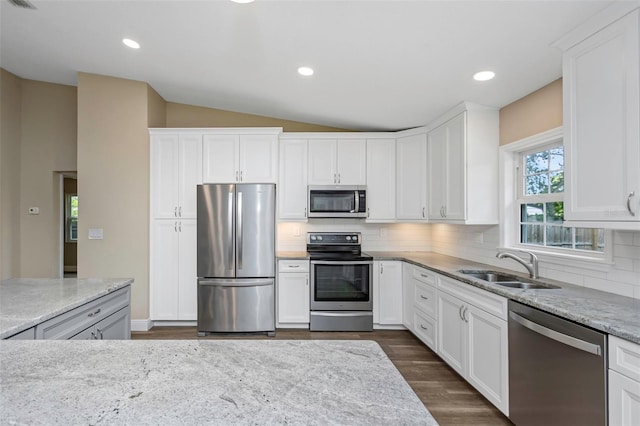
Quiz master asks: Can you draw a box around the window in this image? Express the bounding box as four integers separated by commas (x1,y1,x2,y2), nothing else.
517,145,604,253
65,194,78,242
500,127,610,264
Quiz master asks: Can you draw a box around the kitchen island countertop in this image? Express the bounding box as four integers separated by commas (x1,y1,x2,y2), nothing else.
0,278,133,339
0,339,437,426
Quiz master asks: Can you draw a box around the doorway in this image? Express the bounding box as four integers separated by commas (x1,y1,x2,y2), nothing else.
60,173,77,277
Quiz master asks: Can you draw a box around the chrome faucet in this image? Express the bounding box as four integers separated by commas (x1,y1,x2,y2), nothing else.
496,251,539,279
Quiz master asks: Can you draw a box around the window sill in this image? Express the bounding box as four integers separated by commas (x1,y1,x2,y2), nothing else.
498,245,614,273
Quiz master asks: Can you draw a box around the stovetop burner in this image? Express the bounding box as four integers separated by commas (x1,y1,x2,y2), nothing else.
306,232,372,261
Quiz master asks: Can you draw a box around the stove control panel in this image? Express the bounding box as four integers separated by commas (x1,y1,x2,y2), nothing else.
307,232,361,245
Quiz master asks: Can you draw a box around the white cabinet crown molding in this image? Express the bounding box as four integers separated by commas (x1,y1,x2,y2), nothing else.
150,127,283,135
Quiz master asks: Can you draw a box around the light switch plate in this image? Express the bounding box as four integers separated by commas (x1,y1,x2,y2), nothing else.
88,228,103,240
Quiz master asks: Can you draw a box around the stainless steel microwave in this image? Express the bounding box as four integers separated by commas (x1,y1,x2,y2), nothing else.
308,186,367,218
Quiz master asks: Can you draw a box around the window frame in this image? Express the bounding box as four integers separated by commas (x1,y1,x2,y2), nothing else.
65,193,78,243
499,127,612,268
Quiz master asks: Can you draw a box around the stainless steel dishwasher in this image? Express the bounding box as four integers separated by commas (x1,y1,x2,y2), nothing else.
508,300,607,426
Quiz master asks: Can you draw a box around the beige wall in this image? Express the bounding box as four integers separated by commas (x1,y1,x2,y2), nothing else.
499,78,562,145
19,79,77,277
166,102,351,132
0,69,22,279
77,73,152,320
147,86,166,128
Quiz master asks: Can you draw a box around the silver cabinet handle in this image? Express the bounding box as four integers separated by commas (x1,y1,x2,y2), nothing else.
420,295,429,300
509,311,602,356
333,173,337,184
306,278,309,286
178,222,182,232
235,171,239,181
443,207,446,218
178,206,182,217
380,263,384,274
367,208,370,218
88,308,101,317
420,273,429,278
422,207,426,218
289,265,300,268
91,331,97,340
420,324,428,331
174,221,178,232
338,173,341,184
627,191,636,216
463,307,469,323
240,170,243,181
458,305,464,321
304,207,307,218
174,206,177,217
96,329,104,339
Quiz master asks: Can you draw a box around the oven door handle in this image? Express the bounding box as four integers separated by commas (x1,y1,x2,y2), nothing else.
310,260,373,266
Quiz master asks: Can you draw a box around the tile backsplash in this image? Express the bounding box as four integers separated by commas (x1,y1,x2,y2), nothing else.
278,221,640,299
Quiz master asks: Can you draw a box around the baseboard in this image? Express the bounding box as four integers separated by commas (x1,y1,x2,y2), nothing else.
373,324,407,330
151,320,197,327
276,323,310,329
130,319,152,332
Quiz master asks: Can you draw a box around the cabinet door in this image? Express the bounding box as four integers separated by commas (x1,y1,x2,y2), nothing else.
178,220,198,320
466,304,508,415
95,307,131,340
444,113,466,220
377,261,403,325
563,11,640,222
240,134,278,183
70,326,97,340
202,134,240,183
609,369,640,426
151,220,180,320
437,290,467,377
308,139,337,185
277,273,310,324
396,133,428,220
151,134,179,219
427,125,447,220
366,139,396,220
279,139,308,220
402,263,415,330
336,139,366,185
178,134,202,219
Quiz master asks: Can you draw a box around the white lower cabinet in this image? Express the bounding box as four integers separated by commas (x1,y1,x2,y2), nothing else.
71,307,131,340
609,335,640,425
373,261,403,326
277,260,309,328
403,263,438,352
437,276,509,415
150,219,197,321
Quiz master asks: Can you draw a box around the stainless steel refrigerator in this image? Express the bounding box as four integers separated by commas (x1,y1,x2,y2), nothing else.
196,183,275,336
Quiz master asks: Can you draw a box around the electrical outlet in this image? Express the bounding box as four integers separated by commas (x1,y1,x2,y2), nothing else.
88,228,103,240
28,207,39,215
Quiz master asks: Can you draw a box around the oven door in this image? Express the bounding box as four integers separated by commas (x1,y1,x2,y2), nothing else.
310,260,373,310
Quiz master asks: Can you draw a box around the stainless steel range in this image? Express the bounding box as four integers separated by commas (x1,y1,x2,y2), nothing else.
307,232,373,331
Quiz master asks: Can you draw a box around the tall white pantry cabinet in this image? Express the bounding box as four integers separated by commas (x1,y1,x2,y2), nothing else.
149,132,202,321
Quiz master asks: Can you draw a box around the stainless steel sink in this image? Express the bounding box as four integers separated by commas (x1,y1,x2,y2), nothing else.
458,270,560,290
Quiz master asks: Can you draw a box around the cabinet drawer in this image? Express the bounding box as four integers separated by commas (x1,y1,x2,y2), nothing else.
438,276,507,320
411,265,437,286
414,282,437,318
36,286,131,340
279,260,309,273
413,310,437,352
610,335,640,382
5,327,35,340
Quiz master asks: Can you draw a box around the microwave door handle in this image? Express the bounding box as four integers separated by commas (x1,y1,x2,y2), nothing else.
354,190,359,213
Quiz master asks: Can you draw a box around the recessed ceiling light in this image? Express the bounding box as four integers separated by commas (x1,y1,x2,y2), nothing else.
230,0,255,3
473,71,495,81
122,38,140,49
298,67,314,77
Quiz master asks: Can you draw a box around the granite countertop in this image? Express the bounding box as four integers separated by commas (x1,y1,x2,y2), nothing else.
0,340,437,426
0,278,133,339
366,251,640,344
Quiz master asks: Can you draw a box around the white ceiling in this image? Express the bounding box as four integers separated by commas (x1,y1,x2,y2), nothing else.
0,0,618,131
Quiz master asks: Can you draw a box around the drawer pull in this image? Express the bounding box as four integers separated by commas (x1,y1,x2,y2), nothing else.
289,265,300,268
420,273,429,278
420,295,429,300
88,308,101,317
420,324,428,330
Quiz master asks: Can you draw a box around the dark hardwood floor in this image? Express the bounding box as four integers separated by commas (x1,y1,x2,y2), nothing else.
132,328,512,426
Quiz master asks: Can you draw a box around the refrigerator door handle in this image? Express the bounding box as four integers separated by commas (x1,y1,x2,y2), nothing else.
198,278,273,287
228,191,234,272
237,190,243,271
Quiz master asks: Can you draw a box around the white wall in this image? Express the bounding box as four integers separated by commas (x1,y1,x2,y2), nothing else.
430,224,640,299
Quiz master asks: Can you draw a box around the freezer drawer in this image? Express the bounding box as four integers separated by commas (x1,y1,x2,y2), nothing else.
197,278,275,334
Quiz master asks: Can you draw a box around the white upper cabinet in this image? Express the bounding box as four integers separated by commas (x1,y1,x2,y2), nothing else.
203,130,279,183
366,138,396,221
308,139,366,185
427,104,499,224
396,131,428,220
555,6,640,229
278,138,308,221
150,132,202,219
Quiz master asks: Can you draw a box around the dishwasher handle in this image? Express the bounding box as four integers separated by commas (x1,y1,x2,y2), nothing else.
509,311,602,356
